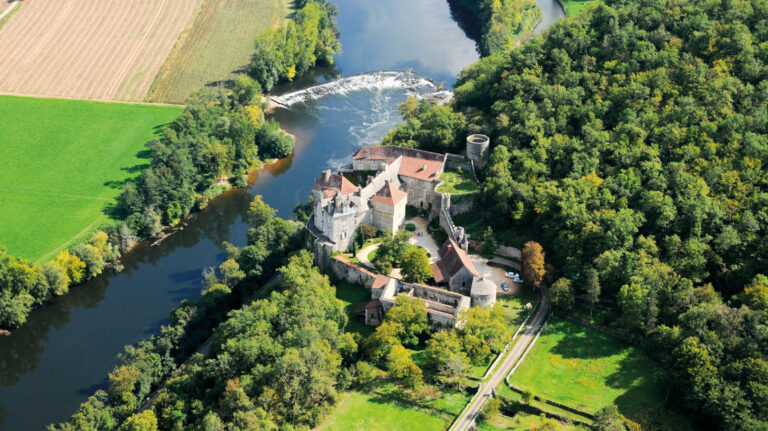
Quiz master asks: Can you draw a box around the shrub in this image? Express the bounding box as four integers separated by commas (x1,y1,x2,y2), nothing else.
405,223,416,232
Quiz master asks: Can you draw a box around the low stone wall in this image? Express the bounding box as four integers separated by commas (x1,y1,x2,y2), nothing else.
497,245,521,260
448,195,474,216
330,255,376,288
445,153,472,172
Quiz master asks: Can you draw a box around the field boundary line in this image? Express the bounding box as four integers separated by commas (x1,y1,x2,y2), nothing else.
34,215,106,264
0,91,184,107
0,1,19,22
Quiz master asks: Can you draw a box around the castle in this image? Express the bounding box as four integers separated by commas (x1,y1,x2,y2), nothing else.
307,138,496,327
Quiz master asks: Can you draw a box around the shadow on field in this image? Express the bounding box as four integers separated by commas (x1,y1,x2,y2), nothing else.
547,318,619,359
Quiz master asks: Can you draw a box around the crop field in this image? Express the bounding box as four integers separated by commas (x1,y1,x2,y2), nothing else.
0,0,202,101
509,317,694,429
146,0,291,103
0,95,183,261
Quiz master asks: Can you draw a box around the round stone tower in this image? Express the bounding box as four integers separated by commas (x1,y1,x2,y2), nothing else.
470,276,497,308
466,134,490,169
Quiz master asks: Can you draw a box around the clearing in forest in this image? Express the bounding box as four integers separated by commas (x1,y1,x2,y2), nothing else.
509,317,694,429
0,0,201,101
0,95,182,261
146,0,292,104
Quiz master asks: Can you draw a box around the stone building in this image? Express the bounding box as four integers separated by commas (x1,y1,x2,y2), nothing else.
308,146,448,252
432,238,480,294
431,238,497,307
310,144,497,327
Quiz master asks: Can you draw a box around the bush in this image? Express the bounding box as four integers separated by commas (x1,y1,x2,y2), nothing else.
405,223,416,232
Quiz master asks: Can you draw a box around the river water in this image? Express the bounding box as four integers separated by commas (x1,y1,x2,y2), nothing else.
0,1,562,429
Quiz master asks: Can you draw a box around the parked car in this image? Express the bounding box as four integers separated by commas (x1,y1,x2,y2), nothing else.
505,271,519,278
501,282,509,292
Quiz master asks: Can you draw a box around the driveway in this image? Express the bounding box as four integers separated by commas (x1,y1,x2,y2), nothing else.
356,243,379,269
469,255,514,293
406,217,439,262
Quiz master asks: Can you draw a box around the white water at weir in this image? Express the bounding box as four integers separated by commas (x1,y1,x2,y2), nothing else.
270,70,454,107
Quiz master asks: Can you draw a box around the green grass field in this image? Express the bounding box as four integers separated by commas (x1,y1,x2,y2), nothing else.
146,0,291,103
317,391,449,431
0,95,182,261
335,280,373,337
478,413,587,430
559,0,596,16
509,317,693,429
436,168,478,194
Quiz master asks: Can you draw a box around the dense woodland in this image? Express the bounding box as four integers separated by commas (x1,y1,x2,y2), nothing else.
383,0,768,427
248,0,341,91
451,0,542,55
49,197,308,430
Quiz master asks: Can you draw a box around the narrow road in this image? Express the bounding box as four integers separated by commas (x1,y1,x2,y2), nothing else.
356,243,379,268
453,288,550,431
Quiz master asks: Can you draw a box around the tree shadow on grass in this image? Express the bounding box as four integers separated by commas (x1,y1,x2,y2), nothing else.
547,318,621,360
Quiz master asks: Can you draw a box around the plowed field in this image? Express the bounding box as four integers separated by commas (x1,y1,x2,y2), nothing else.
0,0,202,101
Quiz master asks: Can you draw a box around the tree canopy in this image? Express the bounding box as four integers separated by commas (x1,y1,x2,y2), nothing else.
387,0,768,426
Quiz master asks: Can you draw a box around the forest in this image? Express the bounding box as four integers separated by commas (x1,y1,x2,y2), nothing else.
50,196,511,431
382,0,768,428
248,0,341,91
451,0,542,55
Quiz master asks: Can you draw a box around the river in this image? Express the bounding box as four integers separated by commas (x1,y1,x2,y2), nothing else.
0,0,563,429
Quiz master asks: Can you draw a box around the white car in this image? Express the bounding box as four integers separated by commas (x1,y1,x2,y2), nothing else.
505,271,518,278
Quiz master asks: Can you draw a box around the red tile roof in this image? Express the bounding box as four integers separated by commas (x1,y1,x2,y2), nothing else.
314,170,359,198
353,146,446,182
370,181,408,207
433,238,479,281
371,274,390,290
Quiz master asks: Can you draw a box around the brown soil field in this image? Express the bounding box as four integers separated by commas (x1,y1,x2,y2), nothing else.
0,0,203,101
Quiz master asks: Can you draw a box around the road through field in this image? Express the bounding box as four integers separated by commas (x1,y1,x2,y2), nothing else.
0,0,202,100
452,288,550,431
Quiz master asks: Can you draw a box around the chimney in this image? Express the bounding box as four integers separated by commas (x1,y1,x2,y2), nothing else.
323,170,331,182
422,164,427,171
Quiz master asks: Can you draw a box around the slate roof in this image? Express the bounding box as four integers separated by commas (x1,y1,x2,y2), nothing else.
432,238,479,282
371,181,408,207
352,146,446,182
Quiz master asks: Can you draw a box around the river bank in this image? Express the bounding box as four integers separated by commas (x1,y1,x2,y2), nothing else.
0,0,565,428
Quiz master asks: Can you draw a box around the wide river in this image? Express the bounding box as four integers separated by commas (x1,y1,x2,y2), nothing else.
0,0,563,429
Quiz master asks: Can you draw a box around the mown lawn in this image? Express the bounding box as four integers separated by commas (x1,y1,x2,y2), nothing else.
146,0,292,103
509,317,694,429
0,95,182,262
498,288,537,330
477,413,588,431
335,280,373,337
560,0,596,16
436,168,478,194
317,391,449,431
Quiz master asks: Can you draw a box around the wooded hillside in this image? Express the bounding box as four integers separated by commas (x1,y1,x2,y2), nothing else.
385,0,768,427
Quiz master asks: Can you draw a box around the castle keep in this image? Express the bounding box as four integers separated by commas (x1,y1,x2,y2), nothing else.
307,144,498,327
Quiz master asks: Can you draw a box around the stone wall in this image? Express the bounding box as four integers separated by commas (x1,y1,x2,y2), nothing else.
497,245,521,260
330,255,376,288
448,194,474,216
445,153,472,172
448,267,475,295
